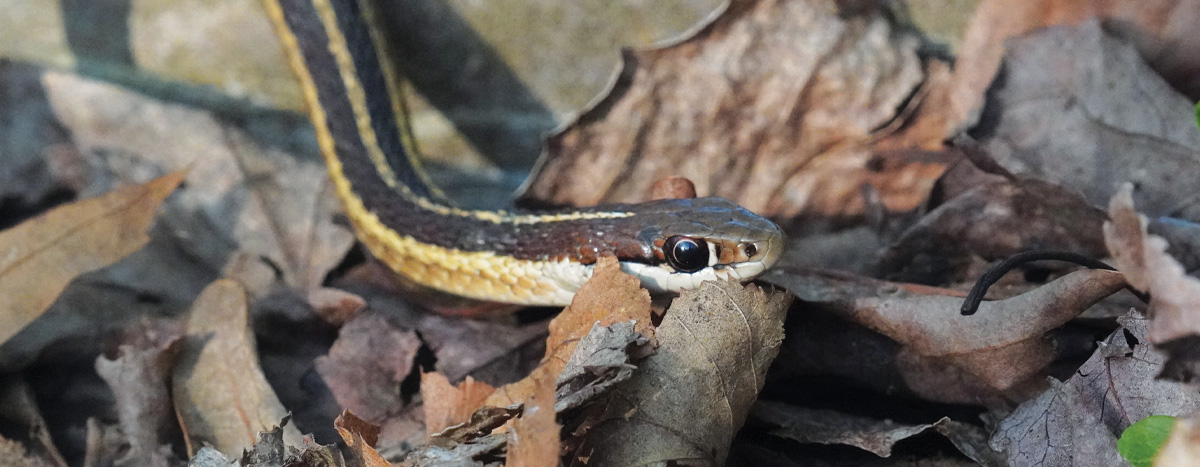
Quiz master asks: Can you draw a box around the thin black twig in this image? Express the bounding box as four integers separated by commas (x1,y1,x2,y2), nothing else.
960,250,1128,316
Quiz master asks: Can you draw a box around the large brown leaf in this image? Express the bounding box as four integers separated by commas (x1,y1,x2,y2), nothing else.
0,171,182,345
523,0,946,218
568,280,790,466
171,279,304,457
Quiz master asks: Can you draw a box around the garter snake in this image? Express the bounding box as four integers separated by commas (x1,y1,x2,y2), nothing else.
262,0,785,306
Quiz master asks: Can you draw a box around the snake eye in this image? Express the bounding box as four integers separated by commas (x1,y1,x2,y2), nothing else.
664,236,709,273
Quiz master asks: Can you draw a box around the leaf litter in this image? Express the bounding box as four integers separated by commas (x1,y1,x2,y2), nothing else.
4,0,1200,465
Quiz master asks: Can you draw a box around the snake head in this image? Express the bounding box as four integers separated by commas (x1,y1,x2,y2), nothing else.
620,197,786,294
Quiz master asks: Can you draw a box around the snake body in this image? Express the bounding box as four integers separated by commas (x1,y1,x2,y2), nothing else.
263,0,785,306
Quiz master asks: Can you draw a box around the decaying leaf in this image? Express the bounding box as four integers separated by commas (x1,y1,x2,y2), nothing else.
172,279,304,457
990,311,1200,465
555,320,649,413
315,313,421,424
753,402,948,458
970,20,1200,220
763,266,1128,394
0,170,182,345
1104,184,1200,381
94,320,183,466
333,412,391,467
0,435,54,467
524,0,946,219
568,280,790,466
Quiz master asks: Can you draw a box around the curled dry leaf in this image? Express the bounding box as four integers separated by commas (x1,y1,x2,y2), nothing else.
335,411,391,467
970,20,1200,219
172,279,303,457
314,313,421,424
94,320,183,466
523,0,945,218
0,170,183,345
763,267,1128,392
1104,184,1200,381
568,280,789,467
555,320,649,413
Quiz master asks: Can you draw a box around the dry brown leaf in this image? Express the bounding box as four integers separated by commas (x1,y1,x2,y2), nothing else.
568,280,789,466
878,176,1108,284
523,0,946,219
506,372,559,467
315,314,421,424
989,378,1126,466
969,20,1200,219
0,170,182,345
420,373,497,436
946,0,1200,135
763,267,1128,392
485,256,652,409
307,287,367,326
172,279,303,457
0,435,53,467
94,320,182,466
753,402,946,458
335,411,392,467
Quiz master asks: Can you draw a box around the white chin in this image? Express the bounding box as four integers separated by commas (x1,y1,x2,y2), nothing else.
619,261,767,294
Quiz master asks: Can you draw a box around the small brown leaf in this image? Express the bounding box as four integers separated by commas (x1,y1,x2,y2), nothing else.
315,314,421,424
753,402,949,458
94,320,182,466
0,170,183,345
335,411,391,467
172,279,303,457
420,373,496,435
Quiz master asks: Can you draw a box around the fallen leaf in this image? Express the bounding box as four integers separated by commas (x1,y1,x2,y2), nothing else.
506,371,559,467
306,287,366,326
485,256,652,409
172,279,304,457
568,280,790,466
946,0,1200,136
554,320,649,413
315,313,421,424
0,170,182,345
335,411,392,467
753,402,947,458
1104,184,1200,381
878,174,1108,284
989,378,1126,466
989,311,1200,465
970,20,1200,220
94,319,183,466
523,0,945,219
763,266,1128,393
420,373,497,436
